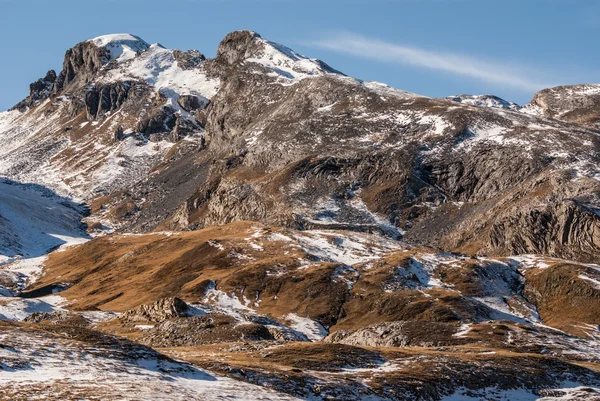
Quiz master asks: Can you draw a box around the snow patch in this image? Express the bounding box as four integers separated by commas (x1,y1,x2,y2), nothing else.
247,37,339,82
91,34,150,64
284,313,328,341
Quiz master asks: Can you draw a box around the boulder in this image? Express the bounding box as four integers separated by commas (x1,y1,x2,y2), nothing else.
177,94,207,112
122,297,189,323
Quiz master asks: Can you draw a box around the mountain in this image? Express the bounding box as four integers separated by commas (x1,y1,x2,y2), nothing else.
447,94,521,110
522,84,600,128
2,31,600,262
0,30,599,400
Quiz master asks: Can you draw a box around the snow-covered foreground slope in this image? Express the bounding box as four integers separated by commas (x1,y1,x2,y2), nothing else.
0,322,300,400
0,179,88,263
441,385,600,400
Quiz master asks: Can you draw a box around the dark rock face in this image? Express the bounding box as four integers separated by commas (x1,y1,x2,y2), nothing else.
114,125,125,142
85,81,132,120
487,200,600,261
137,106,177,134
10,70,57,112
422,146,547,202
169,115,201,142
55,41,108,93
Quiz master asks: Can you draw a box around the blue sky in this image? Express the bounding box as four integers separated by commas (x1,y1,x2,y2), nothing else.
0,0,598,110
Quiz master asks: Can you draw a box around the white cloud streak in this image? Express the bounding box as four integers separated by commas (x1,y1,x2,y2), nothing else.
309,33,554,92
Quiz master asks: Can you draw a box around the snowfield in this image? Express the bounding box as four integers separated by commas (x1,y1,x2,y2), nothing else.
0,323,301,400
91,33,150,64
0,179,89,263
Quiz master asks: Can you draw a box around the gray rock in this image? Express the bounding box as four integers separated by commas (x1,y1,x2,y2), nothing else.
173,49,206,70
177,94,207,112
137,106,177,134
139,314,275,347
324,321,465,348
122,297,189,323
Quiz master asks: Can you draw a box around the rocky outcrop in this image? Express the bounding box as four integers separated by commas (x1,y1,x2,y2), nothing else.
422,145,547,202
122,297,189,322
139,314,274,347
137,106,177,135
169,115,201,142
177,94,207,112
23,310,89,327
487,200,600,261
114,125,125,142
11,70,57,112
173,49,206,70
448,94,521,111
55,40,108,92
524,84,600,128
85,81,132,120
215,30,264,65
325,321,465,347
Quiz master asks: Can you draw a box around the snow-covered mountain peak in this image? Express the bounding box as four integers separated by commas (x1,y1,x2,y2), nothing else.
246,36,343,81
216,30,342,82
90,33,150,64
97,41,218,109
447,94,521,111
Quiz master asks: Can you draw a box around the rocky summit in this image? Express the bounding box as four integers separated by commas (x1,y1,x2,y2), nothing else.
0,30,599,400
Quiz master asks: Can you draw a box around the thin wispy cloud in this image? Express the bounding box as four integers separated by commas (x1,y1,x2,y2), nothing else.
309,33,554,92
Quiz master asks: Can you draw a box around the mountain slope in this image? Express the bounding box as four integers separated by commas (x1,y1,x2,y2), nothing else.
522,84,600,128
3,32,600,264
1,29,600,400
0,178,88,263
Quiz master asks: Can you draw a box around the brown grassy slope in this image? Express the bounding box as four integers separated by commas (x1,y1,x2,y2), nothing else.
523,263,600,336
37,222,358,326
34,223,485,330
36,223,600,336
